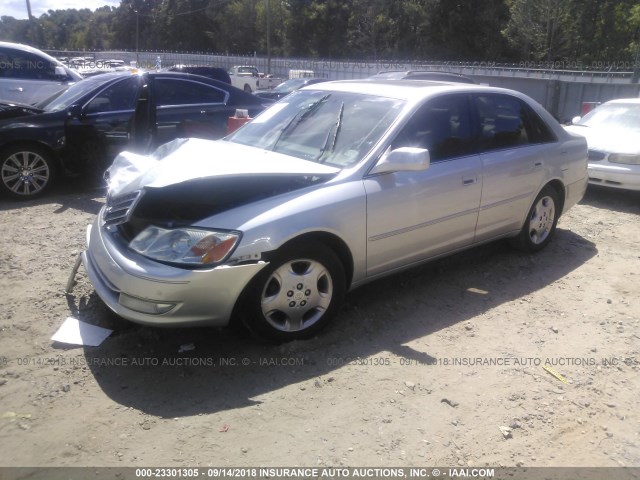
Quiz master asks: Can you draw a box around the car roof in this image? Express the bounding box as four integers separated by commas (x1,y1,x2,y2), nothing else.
66,70,262,95
64,70,242,91
148,71,236,88
603,98,640,105
80,71,141,83
0,41,62,64
305,79,501,101
164,66,231,83
372,70,477,84
168,66,227,73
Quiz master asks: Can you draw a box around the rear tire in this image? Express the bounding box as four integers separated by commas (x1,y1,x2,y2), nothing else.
511,185,560,252
0,144,55,199
237,241,346,343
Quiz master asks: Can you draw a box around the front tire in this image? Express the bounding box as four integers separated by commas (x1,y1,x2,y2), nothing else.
0,145,55,199
238,241,346,342
512,185,560,252
243,84,252,93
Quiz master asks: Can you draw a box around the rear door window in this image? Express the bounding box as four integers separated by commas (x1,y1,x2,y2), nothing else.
475,94,556,151
155,78,227,106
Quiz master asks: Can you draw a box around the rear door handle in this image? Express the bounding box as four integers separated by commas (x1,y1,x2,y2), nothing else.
9,87,24,92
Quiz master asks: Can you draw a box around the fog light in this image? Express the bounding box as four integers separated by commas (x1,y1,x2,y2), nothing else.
119,293,176,315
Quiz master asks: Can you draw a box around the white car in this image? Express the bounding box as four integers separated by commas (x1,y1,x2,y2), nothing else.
565,98,640,191
0,41,82,105
80,80,588,342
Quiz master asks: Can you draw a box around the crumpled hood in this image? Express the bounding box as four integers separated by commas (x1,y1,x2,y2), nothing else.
107,137,340,197
0,101,43,121
565,125,640,155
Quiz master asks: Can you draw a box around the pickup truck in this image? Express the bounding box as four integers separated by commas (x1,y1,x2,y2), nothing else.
227,66,282,92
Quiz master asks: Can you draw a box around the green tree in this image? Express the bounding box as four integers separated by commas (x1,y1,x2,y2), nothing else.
255,0,290,57
206,0,259,53
111,0,162,51
0,17,32,45
427,0,511,60
155,0,212,51
285,0,351,57
502,0,575,61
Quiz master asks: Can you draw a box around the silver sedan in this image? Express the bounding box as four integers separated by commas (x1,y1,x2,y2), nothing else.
81,80,588,342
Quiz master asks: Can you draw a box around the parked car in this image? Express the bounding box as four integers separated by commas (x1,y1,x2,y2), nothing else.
227,66,282,92
254,77,328,101
565,98,640,191
0,71,270,199
165,65,231,85
75,59,137,78
371,70,477,84
79,80,588,342
0,41,83,104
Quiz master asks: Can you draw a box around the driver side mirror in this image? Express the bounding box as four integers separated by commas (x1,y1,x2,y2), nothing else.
54,65,68,80
67,104,82,119
369,147,431,175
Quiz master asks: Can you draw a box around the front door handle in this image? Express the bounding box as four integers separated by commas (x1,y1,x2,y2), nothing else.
462,177,477,185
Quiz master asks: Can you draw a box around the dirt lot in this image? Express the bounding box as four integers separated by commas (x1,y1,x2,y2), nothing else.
0,180,639,470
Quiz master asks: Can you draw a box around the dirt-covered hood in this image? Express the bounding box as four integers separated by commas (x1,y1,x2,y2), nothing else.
107,137,340,197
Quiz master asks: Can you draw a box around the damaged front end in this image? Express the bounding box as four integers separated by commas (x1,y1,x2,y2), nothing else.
80,214,269,326
73,137,339,327
100,137,338,264
105,172,331,246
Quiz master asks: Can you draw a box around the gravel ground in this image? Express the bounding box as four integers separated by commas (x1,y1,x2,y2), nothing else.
0,181,639,470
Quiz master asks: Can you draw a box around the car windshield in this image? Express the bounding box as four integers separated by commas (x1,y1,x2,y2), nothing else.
40,75,133,113
227,90,404,168
577,103,640,132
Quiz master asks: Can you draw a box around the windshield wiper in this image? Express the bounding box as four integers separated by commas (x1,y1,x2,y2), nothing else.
271,94,330,151
316,102,344,163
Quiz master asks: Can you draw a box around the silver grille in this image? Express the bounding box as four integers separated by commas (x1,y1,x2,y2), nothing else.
102,190,144,227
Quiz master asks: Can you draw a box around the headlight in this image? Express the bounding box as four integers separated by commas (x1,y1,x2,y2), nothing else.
608,154,640,165
129,226,240,266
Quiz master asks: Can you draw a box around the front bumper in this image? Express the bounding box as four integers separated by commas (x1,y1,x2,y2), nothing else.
83,214,267,327
588,162,640,191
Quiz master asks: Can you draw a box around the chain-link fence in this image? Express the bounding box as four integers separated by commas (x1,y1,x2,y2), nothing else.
45,49,640,121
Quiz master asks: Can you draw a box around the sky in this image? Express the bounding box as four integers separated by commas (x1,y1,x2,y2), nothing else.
3,0,122,20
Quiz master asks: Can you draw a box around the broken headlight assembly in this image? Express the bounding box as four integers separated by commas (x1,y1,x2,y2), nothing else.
129,226,240,267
